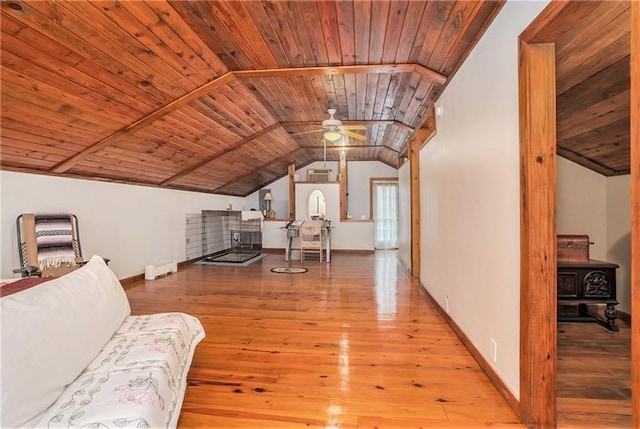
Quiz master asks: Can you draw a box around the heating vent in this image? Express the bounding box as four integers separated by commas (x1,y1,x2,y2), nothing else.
308,169,331,182
144,260,178,280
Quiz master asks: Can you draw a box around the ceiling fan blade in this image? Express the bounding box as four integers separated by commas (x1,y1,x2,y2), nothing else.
340,125,367,130
291,129,324,136
343,130,367,141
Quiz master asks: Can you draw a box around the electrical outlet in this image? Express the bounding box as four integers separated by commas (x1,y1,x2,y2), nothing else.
444,296,449,313
490,338,497,363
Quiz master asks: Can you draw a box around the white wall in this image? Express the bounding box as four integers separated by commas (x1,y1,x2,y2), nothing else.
419,0,549,398
243,176,290,219
557,157,607,259
294,182,374,250
1,171,243,279
345,161,398,220
243,160,397,221
557,158,632,314
262,220,290,250
397,161,412,270
260,181,376,251
607,175,631,314
246,160,395,252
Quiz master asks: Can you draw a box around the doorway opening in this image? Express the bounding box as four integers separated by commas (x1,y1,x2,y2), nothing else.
371,179,399,250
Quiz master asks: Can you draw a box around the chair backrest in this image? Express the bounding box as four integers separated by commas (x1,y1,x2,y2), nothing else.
17,213,83,277
300,221,323,248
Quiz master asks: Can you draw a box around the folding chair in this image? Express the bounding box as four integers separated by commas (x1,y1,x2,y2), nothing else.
14,213,86,278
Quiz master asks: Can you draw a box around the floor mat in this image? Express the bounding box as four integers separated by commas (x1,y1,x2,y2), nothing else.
195,253,267,267
270,267,308,274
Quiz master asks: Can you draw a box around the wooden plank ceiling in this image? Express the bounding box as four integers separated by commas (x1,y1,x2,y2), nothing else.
1,1,628,197
0,0,504,196
554,1,631,176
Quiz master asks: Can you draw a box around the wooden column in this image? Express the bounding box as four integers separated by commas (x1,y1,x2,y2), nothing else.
409,106,436,278
409,137,420,278
631,2,639,427
339,151,348,221
288,164,296,220
518,40,557,428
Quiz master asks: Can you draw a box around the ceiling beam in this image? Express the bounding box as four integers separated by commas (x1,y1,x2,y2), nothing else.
302,145,397,153
51,72,235,174
234,63,447,85
161,123,282,185
556,146,623,176
519,1,601,43
49,63,443,176
213,149,304,194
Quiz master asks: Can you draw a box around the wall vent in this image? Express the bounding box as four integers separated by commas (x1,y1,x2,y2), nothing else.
307,169,331,182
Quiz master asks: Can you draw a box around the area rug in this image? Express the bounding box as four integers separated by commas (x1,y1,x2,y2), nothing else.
270,267,308,274
195,253,267,267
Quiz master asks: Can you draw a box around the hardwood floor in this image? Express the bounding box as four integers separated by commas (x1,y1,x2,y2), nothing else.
125,251,523,428
557,318,632,428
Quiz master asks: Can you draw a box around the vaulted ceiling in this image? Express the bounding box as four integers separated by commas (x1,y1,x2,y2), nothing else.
0,0,503,196
0,1,630,197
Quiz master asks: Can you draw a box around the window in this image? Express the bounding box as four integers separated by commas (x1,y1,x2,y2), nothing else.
372,180,398,249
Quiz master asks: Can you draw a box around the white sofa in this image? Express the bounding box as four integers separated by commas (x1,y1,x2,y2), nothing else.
1,256,205,428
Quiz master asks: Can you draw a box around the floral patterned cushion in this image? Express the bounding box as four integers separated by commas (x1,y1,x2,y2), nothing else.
33,313,205,429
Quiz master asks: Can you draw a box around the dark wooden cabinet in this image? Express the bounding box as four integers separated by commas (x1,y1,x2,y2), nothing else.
557,259,619,331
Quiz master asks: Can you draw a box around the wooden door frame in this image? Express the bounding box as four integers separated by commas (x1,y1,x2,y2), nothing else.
631,4,639,428
519,2,638,427
518,39,557,427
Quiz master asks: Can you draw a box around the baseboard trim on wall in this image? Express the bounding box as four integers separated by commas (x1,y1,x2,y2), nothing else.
417,282,521,420
618,310,631,325
331,249,375,254
120,273,145,288
587,304,632,326
261,248,375,255
120,258,198,289
397,257,412,276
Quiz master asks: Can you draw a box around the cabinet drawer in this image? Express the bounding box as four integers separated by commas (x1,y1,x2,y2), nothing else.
557,272,578,298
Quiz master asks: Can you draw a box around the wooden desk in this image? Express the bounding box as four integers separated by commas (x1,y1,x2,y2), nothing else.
282,221,332,263
557,259,619,331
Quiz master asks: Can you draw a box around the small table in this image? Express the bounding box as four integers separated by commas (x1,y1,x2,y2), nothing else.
282,221,332,263
557,259,619,332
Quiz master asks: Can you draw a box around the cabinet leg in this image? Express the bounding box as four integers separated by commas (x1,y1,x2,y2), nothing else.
604,303,619,332
577,303,589,316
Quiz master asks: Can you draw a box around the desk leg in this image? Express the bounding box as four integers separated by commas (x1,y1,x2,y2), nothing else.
285,237,292,262
326,232,331,263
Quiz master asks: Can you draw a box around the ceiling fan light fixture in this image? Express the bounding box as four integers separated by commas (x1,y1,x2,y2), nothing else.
324,130,342,142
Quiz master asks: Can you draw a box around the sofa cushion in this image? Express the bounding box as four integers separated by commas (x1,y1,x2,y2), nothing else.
33,313,205,428
0,255,131,428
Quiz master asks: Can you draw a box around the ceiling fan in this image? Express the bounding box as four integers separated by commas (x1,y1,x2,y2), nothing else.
294,109,367,144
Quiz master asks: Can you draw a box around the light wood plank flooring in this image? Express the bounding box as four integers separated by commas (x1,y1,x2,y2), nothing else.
125,251,522,428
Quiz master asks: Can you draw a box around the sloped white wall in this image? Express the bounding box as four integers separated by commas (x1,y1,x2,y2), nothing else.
0,171,243,279
419,0,549,398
